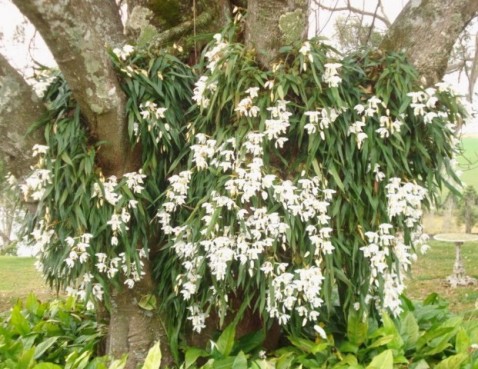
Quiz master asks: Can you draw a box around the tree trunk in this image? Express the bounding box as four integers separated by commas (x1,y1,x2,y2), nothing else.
107,261,173,369
246,0,308,67
0,54,45,178
8,2,167,367
12,0,134,176
381,0,478,86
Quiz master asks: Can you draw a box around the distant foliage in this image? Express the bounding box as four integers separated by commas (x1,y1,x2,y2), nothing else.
17,22,463,342
457,185,478,232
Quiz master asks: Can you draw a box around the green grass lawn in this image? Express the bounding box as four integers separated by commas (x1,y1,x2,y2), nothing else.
0,256,56,312
457,136,478,189
406,240,478,317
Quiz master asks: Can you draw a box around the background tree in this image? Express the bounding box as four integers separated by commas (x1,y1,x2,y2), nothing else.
0,1,477,368
457,185,478,233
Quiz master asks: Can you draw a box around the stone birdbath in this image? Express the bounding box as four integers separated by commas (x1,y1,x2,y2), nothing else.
434,233,478,287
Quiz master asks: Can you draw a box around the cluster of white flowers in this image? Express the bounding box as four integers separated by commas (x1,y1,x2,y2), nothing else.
361,224,407,316
112,44,134,61
167,171,192,206
265,100,291,147
407,87,444,124
190,134,218,170
30,220,55,255
21,144,52,201
64,233,93,268
158,95,342,331
204,34,228,71
137,101,170,144
359,177,430,316
351,95,405,147
191,34,229,110
140,101,167,121
92,175,120,206
299,41,313,71
188,304,209,333
323,63,342,87
192,76,217,109
371,163,386,182
386,177,427,228
21,169,52,201
235,87,261,118
65,248,148,309
123,171,146,194
266,265,325,326
305,107,345,140
354,96,383,117
32,144,49,157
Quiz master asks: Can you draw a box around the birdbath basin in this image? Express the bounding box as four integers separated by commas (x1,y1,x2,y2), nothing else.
434,233,478,287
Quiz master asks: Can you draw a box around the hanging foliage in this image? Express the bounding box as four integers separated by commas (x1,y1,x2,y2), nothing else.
20,22,463,338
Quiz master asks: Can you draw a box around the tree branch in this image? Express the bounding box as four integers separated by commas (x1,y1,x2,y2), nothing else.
149,10,213,51
381,0,478,85
12,0,135,176
0,54,45,179
314,0,392,27
468,33,478,101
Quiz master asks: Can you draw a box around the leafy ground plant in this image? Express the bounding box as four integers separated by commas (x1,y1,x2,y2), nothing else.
0,294,110,369
181,294,478,369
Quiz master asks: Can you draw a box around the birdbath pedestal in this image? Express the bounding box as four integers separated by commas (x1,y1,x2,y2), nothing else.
434,233,478,287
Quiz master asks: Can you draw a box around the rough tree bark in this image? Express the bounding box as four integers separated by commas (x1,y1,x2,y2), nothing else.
245,0,308,66
11,0,133,176
1,0,478,367
0,54,45,178
381,0,478,86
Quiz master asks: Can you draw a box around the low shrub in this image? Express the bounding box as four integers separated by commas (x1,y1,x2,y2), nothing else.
183,293,478,369
2,293,477,368
0,294,113,369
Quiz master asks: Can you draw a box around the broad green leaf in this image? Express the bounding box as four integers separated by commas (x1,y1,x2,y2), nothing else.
252,359,275,369
138,294,157,311
215,324,236,357
368,334,395,349
235,330,265,354
10,305,30,335
18,347,36,369
33,364,63,369
276,352,295,369
347,310,368,346
34,336,59,359
400,312,419,350
232,351,248,369
434,353,468,369
141,341,162,369
365,349,393,369
212,357,236,369
409,359,430,369
185,347,209,369
339,340,358,354
455,327,470,353
108,355,128,369
288,336,328,354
